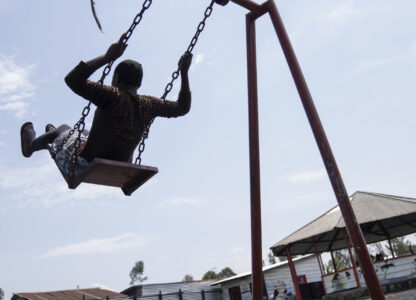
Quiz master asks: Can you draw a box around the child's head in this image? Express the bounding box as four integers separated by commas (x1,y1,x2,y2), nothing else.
112,59,143,89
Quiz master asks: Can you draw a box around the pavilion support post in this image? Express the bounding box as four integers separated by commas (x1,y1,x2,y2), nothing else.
312,238,324,277
286,245,303,300
388,238,395,258
246,12,263,300
265,1,385,299
330,249,338,272
313,237,326,295
343,228,361,288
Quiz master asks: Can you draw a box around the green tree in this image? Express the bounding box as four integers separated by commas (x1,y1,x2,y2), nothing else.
217,267,236,279
391,237,412,256
0,288,4,300
324,250,351,273
182,274,194,282
202,270,217,280
202,267,236,280
129,260,148,285
267,251,276,265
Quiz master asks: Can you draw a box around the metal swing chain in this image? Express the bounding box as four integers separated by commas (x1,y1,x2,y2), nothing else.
56,0,153,178
135,0,216,165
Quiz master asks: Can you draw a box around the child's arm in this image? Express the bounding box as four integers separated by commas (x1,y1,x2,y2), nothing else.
143,53,192,118
64,35,127,107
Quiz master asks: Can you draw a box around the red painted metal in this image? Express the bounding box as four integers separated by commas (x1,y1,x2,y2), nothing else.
286,245,303,300
312,237,326,295
246,12,263,300
343,228,361,288
312,238,324,277
265,1,385,299
230,0,261,12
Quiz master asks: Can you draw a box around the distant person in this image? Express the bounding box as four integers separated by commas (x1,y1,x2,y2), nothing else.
375,253,384,262
286,287,297,300
273,288,279,299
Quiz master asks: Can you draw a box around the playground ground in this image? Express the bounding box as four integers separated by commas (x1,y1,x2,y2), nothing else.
360,287,416,300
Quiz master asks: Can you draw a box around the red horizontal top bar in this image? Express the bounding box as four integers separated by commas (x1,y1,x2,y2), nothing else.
230,0,261,12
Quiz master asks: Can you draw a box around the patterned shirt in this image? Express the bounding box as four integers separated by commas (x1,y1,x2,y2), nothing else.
65,61,191,162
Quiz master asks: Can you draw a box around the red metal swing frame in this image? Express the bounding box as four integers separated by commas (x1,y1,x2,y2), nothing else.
229,0,386,299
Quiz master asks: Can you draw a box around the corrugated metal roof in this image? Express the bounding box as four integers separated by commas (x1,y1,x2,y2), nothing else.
271,191,416,256
210,255,313,286
121,280,220,296
13,288,127,300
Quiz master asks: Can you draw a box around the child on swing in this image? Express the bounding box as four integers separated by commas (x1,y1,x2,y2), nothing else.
20,35,192,177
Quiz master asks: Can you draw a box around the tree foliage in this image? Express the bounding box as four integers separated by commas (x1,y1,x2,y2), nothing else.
202,270,217,280
202,267,236,280
182,274,194,282
129,260,148,285
391,237,413,256
0,288,4,300
324,250,351,273
217,267,236,279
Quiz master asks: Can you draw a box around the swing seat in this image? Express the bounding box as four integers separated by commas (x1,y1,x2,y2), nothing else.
56,158,158,196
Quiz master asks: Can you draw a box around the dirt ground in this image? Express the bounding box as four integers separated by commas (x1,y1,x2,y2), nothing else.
360,288,416,300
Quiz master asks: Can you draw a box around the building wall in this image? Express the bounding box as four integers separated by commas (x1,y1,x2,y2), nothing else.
323,254,416,294
220,277,252,300
138,282,222,300
264,255,321,297
218,255,322,300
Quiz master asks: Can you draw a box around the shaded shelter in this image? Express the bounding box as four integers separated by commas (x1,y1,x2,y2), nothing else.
271,191,416,256
270,191,416,297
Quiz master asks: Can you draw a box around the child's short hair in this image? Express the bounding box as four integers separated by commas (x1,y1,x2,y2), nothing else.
114,59,143,87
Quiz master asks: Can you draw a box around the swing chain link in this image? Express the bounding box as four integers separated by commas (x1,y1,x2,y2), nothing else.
56,0,153,177
135,0,216,165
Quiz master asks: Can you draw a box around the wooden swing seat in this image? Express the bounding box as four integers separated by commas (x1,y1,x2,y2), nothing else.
55,158,158,196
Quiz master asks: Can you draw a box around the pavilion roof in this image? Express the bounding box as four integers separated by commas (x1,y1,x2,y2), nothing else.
271,191,416,256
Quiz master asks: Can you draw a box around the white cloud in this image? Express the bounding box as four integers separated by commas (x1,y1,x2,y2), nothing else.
0,154,122,209
159,197,199,207
322,2,356,23
40,233,146,258
191,53,204,72
286,169,326,184
354,52,415,73
0,55,36,118
229,246,245,255
291,2,360,43
194,53,204,66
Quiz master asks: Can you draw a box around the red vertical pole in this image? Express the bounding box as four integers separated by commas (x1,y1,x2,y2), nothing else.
246,12,263,300
312,238,324,277
265,1,385,299
286,245,303,300
312,238,326,295
343,228,361,288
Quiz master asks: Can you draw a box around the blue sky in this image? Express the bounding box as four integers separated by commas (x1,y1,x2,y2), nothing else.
1,0,416,298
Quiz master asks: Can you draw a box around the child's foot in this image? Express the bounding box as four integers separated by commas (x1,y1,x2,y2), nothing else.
20,122,35,158
45,124,55,133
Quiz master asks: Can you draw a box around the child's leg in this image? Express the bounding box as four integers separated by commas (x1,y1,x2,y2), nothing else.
31,124,71,151
21,123,71,157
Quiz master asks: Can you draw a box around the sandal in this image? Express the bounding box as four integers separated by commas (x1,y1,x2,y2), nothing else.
20,122,35,158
